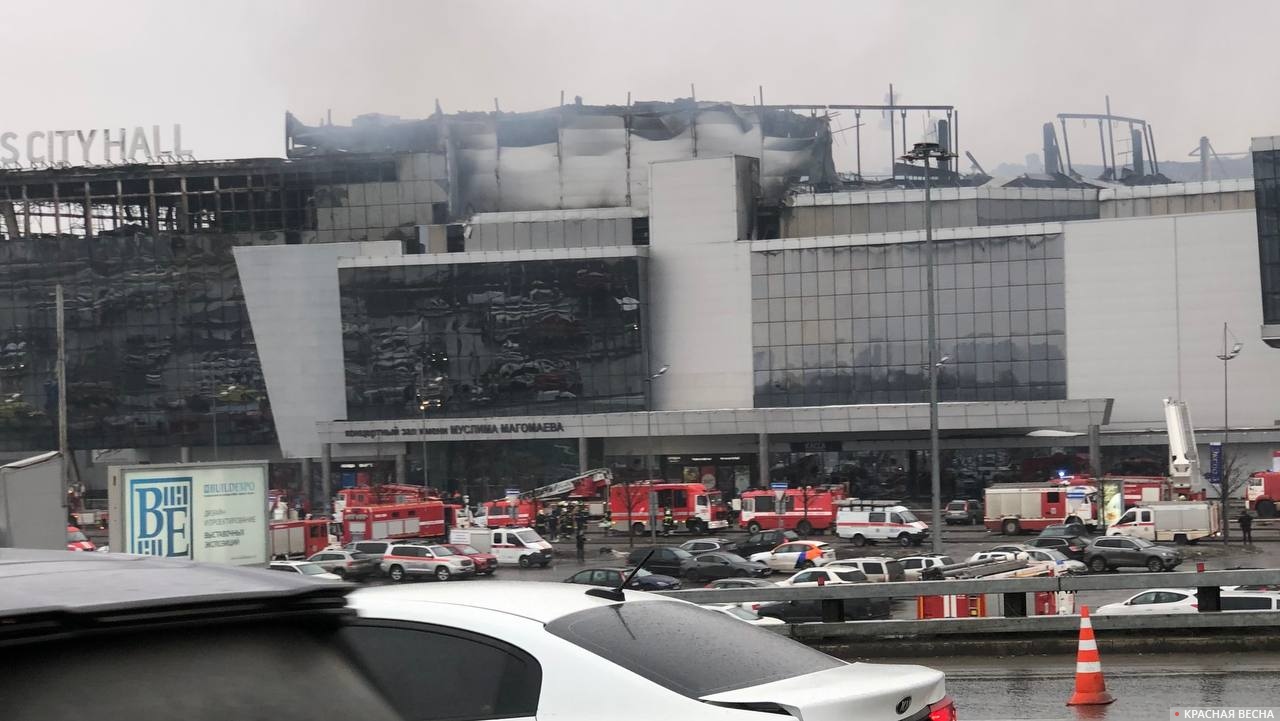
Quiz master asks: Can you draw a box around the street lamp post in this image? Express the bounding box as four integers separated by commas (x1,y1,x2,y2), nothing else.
211,384,237,461
1216,323,1243,543
901,142,955,555
635,364,670,547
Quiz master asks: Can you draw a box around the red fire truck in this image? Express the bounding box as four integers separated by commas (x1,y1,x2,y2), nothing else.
608,481,728,534
984,483,1099,534
738,486,846,535
340,501,447,544
475,469,612,528
1056,475,1177,507
269,518,331,559
1246,471,1280,517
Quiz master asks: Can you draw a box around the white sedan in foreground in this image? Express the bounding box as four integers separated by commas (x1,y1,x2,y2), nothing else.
1095,588,1198,615
348,582,953,721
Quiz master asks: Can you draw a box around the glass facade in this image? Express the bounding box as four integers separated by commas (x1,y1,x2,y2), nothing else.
1253,148,1280,325
340,257,646,420
750,234,1067,406
0,235,272,451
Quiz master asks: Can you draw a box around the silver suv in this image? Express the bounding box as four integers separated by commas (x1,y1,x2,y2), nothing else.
381,543,475,582
1084,536,1182,573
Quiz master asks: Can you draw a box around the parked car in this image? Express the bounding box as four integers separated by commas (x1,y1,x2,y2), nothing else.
1084,536,1183,573
1095,588,1200,615
1028,534,1090,561
777,567,869,587
682,552,771,582
345,539,393,557
987,543,1034,557
704,577,778,611
966,551,1021,564
756,595,893,623
702,603,787,626
1099,588,1280,615
563,566,680,591
305,549,380,580
680,537,739,555
944,499,983,525
1039,523,1091,539
828,557,906,583
348,582,954,720
626,546,699,578
749,540,838,572
737,529,801,557
442,543,498,576
0,550,414,721
1022,547,1087,574
899,555,957,580
268,560,342,581
381,543,476,582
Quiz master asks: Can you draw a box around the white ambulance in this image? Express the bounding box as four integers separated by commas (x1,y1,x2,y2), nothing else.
835,501,930,547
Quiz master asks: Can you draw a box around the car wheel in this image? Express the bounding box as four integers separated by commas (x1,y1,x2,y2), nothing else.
1258,499,1277,518
1001,519,1020,535
388,565,406,583
747,521,762,534
332,568,347,579
435,565,452,582
796,520,813,536
1088,557,1108,573
801,560,815,569
632,522,646,535
898,533,912,547
733,569,748,577
1146,557,1164,573
1066,515,1082,526
851,534,867,547
518,555,532,568
687,519,706,535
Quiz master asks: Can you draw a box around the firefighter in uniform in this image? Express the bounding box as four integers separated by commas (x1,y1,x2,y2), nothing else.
601,504,614,535
558,501,572,541
534,509,549,536
575,502,590,538
662,507,676,536
548,504,561,540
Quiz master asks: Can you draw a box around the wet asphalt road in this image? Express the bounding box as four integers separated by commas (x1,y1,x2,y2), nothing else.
900,653,1280,720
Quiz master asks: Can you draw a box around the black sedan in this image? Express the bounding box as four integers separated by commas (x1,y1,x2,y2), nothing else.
562,567,681,591
683,552,771,582
1028,535,1091,561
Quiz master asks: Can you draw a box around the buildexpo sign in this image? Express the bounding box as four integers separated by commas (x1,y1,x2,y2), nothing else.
343,421,569,440
0,124,191,167
109,461,268,566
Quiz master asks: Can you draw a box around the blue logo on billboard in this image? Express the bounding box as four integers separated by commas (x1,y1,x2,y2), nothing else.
1209,442,1223,486
129,476,192,558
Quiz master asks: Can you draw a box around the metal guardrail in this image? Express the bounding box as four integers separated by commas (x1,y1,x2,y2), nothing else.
661,569,1280,604
782,611,1280,641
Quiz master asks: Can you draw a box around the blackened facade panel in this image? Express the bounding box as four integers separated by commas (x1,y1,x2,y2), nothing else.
1253,149,1280,325
340,258,646,420
751,234,1067,406
0,235,273,451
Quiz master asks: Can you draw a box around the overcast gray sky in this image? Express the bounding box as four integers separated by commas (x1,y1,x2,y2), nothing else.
4,0,1276,173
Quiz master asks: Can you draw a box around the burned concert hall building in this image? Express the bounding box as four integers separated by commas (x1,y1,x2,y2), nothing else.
1,99,1277,504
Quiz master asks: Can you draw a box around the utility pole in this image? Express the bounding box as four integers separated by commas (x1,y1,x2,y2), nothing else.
1217,323,1242,544
56,284,70,504
901,143,955,555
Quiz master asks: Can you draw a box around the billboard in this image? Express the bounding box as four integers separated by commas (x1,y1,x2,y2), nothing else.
109,461,268,565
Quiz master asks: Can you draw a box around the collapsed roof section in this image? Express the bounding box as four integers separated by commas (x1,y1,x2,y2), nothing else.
285,99,837,214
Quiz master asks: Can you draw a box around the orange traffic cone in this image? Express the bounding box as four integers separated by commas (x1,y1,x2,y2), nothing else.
1066,605,1114,706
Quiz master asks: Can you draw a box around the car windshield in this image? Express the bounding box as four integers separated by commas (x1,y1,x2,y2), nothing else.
946,501,966,510
427,545,452,556
898,510,919,523
67,529,88,542
450,545,480,555
715,553,749,564
295,563,327,576
671,548,694,559
546,600,842,698
1039,549,1069,561
515,530,542,545
1130,538,1156,548
625,567,653,578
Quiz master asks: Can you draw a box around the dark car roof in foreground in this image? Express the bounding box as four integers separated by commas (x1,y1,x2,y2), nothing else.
0,549,348,618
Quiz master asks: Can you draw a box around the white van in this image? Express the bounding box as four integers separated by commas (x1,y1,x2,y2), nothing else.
450,527,553,568
1107,502,1220,544
835,504,929,547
